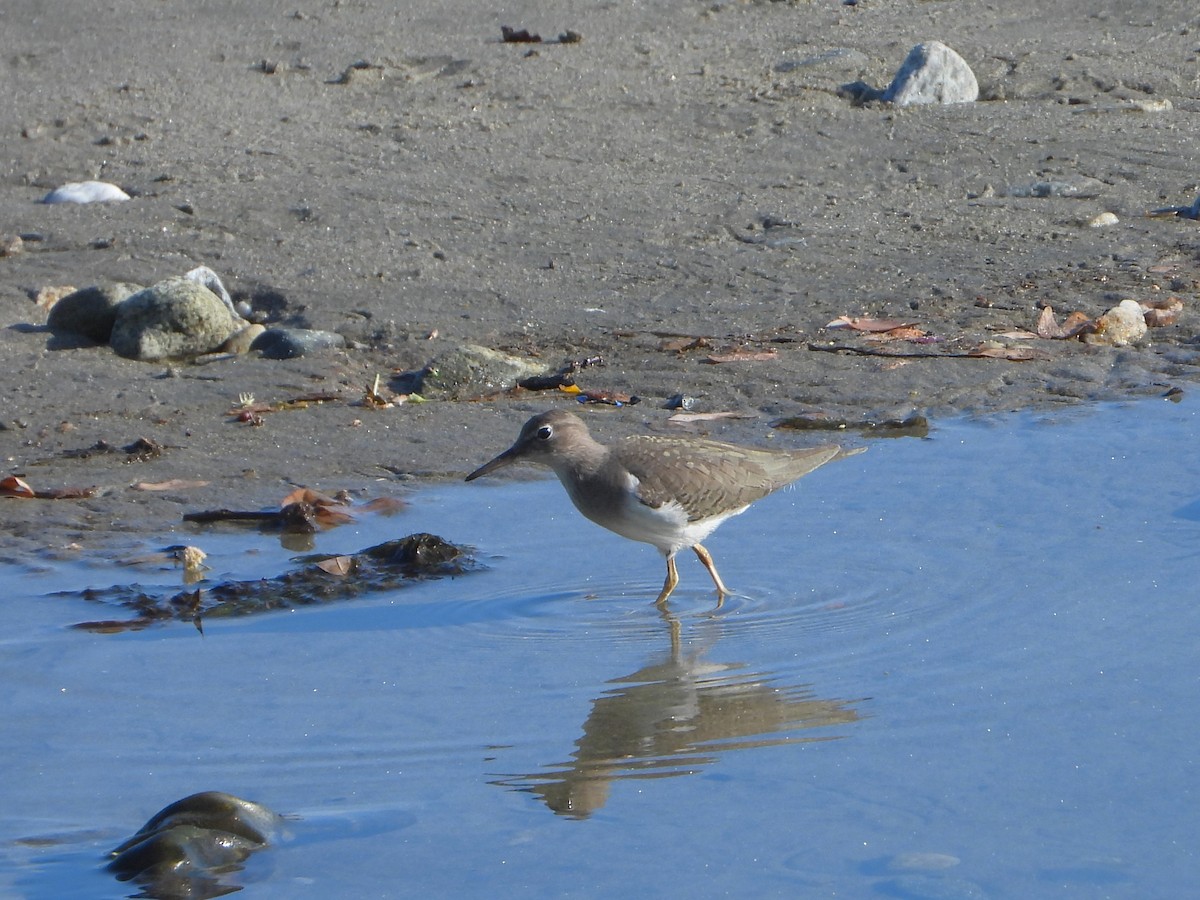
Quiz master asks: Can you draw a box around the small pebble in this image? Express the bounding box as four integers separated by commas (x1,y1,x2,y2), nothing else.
1087,211,1119,228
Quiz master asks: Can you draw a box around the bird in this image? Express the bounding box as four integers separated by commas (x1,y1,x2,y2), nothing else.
465,409,862,605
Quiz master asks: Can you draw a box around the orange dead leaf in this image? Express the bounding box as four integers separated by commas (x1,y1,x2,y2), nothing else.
0,475,36,498
0,476,96,499
281,487,338,507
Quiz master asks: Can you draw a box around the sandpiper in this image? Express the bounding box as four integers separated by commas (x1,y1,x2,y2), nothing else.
465,410,862,605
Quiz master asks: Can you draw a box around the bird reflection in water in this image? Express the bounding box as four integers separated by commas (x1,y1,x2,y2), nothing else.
492,614,865,819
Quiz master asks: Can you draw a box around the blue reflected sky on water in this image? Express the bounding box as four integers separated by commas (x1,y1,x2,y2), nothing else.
1,397,1197,898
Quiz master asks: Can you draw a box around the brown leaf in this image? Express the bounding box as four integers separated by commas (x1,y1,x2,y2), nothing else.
359,496,406,515
826,316,916,333
312,505,355,526
658,336,712,353
1036,306,1095,339
704,349,779,364
133,479,211,492
967,342,1041,361
281,487,338,508
1141,297,1183,327
0,475,36,498
863,326,930,343
315,556,355,576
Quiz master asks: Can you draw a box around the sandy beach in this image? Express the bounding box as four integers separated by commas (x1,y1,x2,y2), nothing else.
2,0,1198,553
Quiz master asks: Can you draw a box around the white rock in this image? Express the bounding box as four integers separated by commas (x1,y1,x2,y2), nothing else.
42,181,131,204
1086,299,1148,347
1087,211,1119,228
883,41,978,106
183,265,237,316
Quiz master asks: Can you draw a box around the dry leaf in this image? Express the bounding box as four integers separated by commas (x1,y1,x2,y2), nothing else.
863,326,930,343
1141,297,1183,327
313,506,355,526
967,342,1040,361
133,479,211,492
315,556,355,576
359,496,406,515
668,411,758,423
0,475,36,498
1036,306,1095,339
1,476,96,499
826,316,916,332
281,487,338,507
705,349,779,363
658,336,712,353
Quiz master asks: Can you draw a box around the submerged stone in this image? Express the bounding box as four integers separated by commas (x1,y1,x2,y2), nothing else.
108,791,283,895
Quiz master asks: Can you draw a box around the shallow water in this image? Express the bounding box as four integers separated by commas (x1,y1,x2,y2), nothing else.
2,398,1198,898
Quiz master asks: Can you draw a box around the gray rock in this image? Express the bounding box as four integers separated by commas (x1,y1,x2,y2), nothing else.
405,343,548,400
110,277,244,361
883,41,978,106
250,326,346,359
46,283,142,344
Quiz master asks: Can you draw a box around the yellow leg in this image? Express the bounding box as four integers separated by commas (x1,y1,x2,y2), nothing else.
655,555,680,605
692,544,730,599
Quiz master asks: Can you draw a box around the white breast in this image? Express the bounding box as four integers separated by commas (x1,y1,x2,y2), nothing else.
564,470,747,556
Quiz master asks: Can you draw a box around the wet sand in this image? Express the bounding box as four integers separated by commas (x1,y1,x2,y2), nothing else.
1,0,1198,553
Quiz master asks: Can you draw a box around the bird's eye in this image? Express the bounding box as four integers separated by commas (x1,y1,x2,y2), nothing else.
536,426,553,440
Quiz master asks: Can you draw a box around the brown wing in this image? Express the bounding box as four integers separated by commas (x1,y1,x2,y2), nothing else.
615,437,841,522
